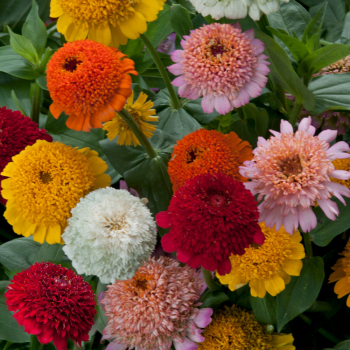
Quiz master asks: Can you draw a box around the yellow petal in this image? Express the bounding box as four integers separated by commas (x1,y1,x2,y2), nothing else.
329,262,346,283
1,188,13,199
1,162,15,177
50,0,64,17
347,294,350,307
110,24,128,48
13,216,30,236
33,226,48,244
23,223,37,238
127,90,134,106
282,259,303,276
93,173,111,190
57,13,74,36
1,178,12,189
88,24,111,46
88,156,108,175
4,204,19,225
272,334,295,348
264,274,285,296
65,23,89,42
334,277,350,298
249,279,266,298
278,269,291,285
289,243,305,259
119,12,147,40
290,230,302,243
46,225,62,245
133,0,160,22
133,92,148,108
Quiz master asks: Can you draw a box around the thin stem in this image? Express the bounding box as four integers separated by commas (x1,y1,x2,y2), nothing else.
306,301,332,313
320,39,334,46
201,267,222,291
303,231,313,258
38,47,53,74
118,108,158,159
236,107,245,120
289,101,303,127
30,82,42,124
29,335,43,350
140,33,181,109
3,341,13,350
256,14,273,37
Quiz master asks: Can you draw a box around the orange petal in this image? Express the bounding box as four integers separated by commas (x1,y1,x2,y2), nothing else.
82,115,92,132
109,95,127,111
50,102,64,119
118,80,132,89
66,115,84,131
90,112,103,129
122,74,133,83
98,103,117,122
116,88,132,98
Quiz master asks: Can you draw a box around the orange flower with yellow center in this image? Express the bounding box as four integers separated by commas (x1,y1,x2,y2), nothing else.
217,223,305,298
1,141,111,244
168,129,253,193
47,39,137,132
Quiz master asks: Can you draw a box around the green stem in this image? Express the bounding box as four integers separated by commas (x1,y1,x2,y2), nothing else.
306,301,332,313
289,101,303,127
236,107,245,120
140,33,181,109
201,267,222,291
320,39,334,46
29,335,43,350
30,82,42,124
118,108,158,159
303,231,313,258
256,14,272,37
3,341,13,350
38,47,53,74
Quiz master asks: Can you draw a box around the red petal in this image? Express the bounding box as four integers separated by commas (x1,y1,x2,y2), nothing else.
161,233,179,252
53,333,69,350
187,254,203,269
156,211,172,228
253,228,265,245
37,327,54,344
177,249,194,263
217,259,232,276
201,257,218,272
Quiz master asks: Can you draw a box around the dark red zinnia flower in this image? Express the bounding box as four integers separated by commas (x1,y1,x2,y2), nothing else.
0,107,52,205
157,173,265,275
5,262,96,350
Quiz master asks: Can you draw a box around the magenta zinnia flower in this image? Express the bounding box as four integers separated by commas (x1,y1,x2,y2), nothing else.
240,117,350,234
168,22,270,115
101,256,212,350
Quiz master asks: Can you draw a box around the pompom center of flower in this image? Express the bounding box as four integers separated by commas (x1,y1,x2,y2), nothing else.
281,156,303,178
125,271,154,297
64,58,82,72
39,171,53,184
208,193,227,208
207,38,228,58
57,0,136,28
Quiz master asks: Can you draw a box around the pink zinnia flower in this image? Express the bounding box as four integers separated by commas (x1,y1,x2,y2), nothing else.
240,117,350,234
168,22,270,115
101,256,212,350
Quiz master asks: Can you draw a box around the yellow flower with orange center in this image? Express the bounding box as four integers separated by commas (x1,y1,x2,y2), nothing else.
217,223,305,298
1,140,110,244
50,0,166,47
331,158,350,189
103,91,158,146
198,305,295,350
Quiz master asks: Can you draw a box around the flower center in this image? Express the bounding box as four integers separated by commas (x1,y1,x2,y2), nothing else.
63,58,82,72
39,171,53,184
210,43,227,57
187,150,197,163
281,156,303,177
125,271,154,297
135,278,148,291
209,194,227,208
127,107,143,123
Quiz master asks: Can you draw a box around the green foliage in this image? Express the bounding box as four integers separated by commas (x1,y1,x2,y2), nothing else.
169,4,193,38
250,293,277,328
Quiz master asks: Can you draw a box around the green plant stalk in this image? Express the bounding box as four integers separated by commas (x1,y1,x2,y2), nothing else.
303,231,313,258
118,108,158,159
236,107,245,120
256,14,273,37
139,33,181,109
289,101,303,127
29,335,43,350
30,82,42,124
38,47,53,74
3,341,13,350
306,301,332,313
201,267,222,291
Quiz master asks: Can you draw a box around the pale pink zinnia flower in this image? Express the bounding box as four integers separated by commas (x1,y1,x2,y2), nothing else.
168,22,270,115
100,256,212,350
240,117,350,234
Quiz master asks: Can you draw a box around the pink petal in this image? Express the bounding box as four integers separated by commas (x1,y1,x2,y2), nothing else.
280,119,293,134
232,89,250,108
327,141,350,155
193,308,213,328
214,95,232,114
297,206,317,232
178,83,195,98
187,328,205,343
257,137,267,147
269,129,281,137
283,211,299,234
106,342,127,350
171,50,184,63
173,337,198,350
298,116,312,132
168,63,183,75
325,181,350,205
244,81,262,98
202,95,215,113
330,170,350,180
172,75,186,87
233,21,242,30
317,199,339,221
318,129,337,143
251,38,265,55
255,61,270,75
307,125,316,136
243,181,258,195
156,211,172,228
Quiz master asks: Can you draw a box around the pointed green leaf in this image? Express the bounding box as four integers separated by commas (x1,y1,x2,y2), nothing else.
342,12,350,40
241,103,269,138
302,3,326,46
170,4,193,39
250,293,277,327
34,242,64,264
200,291,229,310
324,340,350,350
182,99,220,124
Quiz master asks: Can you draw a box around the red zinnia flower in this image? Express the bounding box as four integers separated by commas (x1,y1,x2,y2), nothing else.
0,107,52,205
5,262,96,350
156,173,265,275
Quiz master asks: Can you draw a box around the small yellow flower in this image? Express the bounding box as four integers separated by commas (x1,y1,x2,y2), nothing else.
51,0,166,47
331,158,350,189
1,141,111,244
103,91,158,147
217,223,305,298
198,305,295,350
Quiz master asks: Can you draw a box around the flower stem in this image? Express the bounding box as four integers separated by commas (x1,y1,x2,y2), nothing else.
139,33,181,110
3,341,13,350
236,107,245,120
201,267,222,291
289,101,303,128
306,301,332,313
29,335,43,350
38,47,53,75
118,108,158,159
30,82,42,125
256,14,272,37
303,231,313,258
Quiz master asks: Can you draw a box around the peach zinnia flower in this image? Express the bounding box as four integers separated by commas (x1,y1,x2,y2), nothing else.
101,257,212,350
168,22,270,115
47,40,137,132
240,117,350,234
168,129,253,193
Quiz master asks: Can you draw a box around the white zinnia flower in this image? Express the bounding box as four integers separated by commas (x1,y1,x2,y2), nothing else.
190,0,289,21
62,187,157,283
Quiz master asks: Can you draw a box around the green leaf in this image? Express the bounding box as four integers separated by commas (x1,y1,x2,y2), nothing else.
8,27,40,66
36,74,47,90
298,44,350,76
342,12,350,40
100,129,175,217
276,257,324,332
22,0,47,57
250,293,277,327
174,0,196,14
301,3,326,47
34,242,64,264
268,27,309,63
0,46,39,80
95,281,108,334
324,340,350,350
170,4,193,39
182,99,220,124
200,291,229,310
305,33,319,53
241,103,269,138
310,197,350,247
254,31,315,111
226,118,258,148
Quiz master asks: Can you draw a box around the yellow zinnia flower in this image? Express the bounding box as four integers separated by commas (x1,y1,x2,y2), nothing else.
329,238,350,306
1,141,111,245
217,223,305,298
331,158,350,189
198,305,295,350
103,91,158,147
50,0,166,47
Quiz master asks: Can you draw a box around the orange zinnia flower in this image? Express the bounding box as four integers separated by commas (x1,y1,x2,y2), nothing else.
168,129,253,193
47,40,137,132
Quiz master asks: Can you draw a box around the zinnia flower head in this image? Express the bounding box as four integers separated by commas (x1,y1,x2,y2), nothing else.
62,187,157,283
168,23,270,115
157,173,265,275
50,0,165,47
101,256,212,350
315,55,350,76
168,129,253,193
217,223,305,298
103,91,158,146
190,0,289,21
0,107,52,205
309,110,350,135
47,39,137,132
240,117,350,234
5,262,96,350
1,140,111,244
198,305,295,350
331,158,350,189
329,238,350,306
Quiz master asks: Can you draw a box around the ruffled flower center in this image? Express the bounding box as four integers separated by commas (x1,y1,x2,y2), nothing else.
280,155,303,178
63,58,82,72
39,171,53,184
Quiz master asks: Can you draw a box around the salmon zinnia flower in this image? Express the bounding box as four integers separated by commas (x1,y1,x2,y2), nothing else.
217,223,305,298
168,22,269,115
168,129,253,193
5,262,96,350
1,140,111,244
101,256,212,350
157,173,265,275
47,40,137,132
50,0,165,47
240,117,350,234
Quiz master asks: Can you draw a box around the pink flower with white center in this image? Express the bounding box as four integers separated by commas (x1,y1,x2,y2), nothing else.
239,117,350,234
168,22,270,115
100,256,212,350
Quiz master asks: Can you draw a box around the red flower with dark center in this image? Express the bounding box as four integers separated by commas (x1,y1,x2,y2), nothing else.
5,262,96,350
0,107,52,205
157,173,265,275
